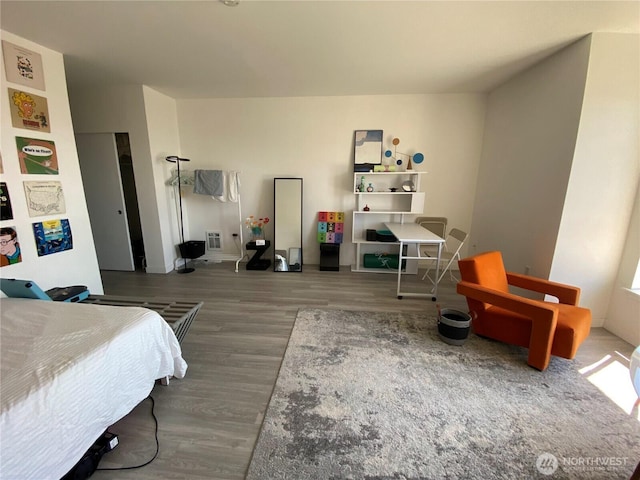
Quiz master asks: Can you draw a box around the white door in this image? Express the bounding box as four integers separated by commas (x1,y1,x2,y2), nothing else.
75,133,135,271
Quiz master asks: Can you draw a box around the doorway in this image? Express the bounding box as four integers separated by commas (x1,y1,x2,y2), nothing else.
76,132,145,271
115,133,145,270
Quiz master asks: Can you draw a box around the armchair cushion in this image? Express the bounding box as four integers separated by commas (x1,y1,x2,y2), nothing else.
477,303,591,361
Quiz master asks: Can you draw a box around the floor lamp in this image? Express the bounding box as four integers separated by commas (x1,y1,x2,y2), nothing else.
166,155,194,274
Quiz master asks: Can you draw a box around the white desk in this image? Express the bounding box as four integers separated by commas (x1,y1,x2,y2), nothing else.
384,222,446,301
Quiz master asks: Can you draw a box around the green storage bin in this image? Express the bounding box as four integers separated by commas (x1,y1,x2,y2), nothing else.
363,253,401,269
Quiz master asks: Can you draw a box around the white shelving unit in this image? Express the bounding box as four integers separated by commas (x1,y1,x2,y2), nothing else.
351,171,426,273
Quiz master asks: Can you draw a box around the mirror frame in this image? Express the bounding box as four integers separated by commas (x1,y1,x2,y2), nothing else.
273,177,303,272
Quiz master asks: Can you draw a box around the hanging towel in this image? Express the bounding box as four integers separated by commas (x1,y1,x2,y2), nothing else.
219,171,239,203
194,169,223,196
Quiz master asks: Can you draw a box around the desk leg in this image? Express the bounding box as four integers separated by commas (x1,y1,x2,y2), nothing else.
432,243,443,301
396,241,404,299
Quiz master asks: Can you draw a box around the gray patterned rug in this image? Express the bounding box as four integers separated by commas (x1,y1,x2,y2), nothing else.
246,309,640,480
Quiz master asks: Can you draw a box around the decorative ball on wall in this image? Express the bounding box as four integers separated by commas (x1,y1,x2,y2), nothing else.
384,137,424,171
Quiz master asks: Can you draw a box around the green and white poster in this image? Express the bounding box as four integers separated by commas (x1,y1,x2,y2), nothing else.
15,136,58,174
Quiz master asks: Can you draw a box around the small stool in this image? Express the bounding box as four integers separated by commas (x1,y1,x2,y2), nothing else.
246,240,271,270
319,243,340,271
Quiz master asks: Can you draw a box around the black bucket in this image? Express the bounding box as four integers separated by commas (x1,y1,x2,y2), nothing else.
437,308,471,346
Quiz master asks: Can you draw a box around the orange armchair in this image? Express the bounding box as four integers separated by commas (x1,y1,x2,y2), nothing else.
456,251,591,371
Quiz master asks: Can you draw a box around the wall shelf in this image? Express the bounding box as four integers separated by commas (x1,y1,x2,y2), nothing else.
351,171,426,273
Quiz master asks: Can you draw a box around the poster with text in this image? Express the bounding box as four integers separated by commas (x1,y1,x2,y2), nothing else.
24,181,65,217
2,40,46,91
0,225,22,267
8,88,50,133
16,137,58,174
33,218,73,256
0,183,13,220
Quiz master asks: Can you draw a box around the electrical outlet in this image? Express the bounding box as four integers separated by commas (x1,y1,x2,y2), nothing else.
525,265,531,275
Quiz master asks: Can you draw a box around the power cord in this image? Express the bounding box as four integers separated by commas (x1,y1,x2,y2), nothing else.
96,395,159,472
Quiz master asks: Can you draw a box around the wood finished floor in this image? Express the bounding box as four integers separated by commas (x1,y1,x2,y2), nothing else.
91,261,635,480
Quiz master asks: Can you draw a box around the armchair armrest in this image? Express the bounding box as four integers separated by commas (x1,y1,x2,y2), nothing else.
457,280,559,371
506,272,580,305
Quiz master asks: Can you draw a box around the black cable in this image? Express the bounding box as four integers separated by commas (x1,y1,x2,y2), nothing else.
96,395,159,471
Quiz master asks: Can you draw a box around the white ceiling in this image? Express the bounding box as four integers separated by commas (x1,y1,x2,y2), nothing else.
1,1,638,99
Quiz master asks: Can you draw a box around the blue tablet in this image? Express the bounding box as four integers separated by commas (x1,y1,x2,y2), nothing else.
0,278,52,300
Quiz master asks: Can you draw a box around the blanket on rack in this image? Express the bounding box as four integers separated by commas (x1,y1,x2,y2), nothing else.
193,170,239,202
194,169,223,196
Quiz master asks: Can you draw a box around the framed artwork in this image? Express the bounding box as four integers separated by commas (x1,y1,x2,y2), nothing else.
354,130,383,172
0,183,13,220
0,226,22,267
2,40,45,91
23,181,66,217
33,218,73,256
8,88,50,133
16,137,58,174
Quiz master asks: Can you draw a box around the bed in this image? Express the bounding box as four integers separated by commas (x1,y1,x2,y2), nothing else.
0,298,188,479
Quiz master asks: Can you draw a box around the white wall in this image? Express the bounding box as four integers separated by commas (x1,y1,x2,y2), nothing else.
176,94,486,265
69,85,181,273
567,33,639,343
142,86,184,271
0,31,103,294
605,183,640,345
471,36,590,278
472,33,640,330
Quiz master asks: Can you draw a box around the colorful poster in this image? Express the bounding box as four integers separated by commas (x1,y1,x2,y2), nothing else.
8,88,50,133
2,40,46,91
0,183,13,220
33,218,73,256
0,226,22,267
23,181,65,217
15,137,58,174
354,130,383,171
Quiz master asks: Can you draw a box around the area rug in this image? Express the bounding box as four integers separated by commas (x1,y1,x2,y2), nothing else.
246,309,640,480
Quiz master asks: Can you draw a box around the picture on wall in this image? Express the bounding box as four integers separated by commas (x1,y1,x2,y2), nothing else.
8,88,50,133
2,40,46,91
0,226,22,267
15,137,58,174
33,218,73,256
0,183,13,220
354,130,383,172
24,181,66,217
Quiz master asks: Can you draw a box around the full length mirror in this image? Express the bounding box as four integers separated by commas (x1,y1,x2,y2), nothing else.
274,178,303,272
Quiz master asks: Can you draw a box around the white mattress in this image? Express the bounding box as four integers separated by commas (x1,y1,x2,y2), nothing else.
0,298,188,479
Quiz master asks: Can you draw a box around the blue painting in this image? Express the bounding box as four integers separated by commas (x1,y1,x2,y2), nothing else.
32,218,73,256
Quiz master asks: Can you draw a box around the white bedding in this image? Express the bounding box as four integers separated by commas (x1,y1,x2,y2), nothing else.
0,298,188,479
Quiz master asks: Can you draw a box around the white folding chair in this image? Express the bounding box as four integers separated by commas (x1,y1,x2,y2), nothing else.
415,216,447,237
416,217,447,257
420,228,468,291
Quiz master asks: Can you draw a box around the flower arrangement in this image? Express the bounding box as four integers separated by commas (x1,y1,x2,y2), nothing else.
245,215,270,240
